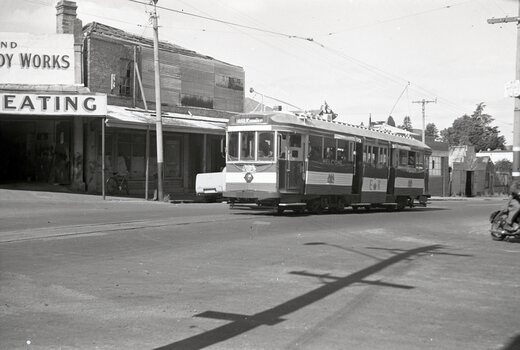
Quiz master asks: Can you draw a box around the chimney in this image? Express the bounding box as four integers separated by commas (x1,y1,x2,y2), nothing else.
56,0,83,84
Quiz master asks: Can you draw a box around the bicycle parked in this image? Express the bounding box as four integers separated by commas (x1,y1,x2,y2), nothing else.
106,172,129,196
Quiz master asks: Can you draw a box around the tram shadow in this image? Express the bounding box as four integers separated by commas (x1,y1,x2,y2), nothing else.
229,204,448,217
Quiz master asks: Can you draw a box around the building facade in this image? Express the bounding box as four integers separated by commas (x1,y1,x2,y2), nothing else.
82,21,244,198
450,145,498,196
425,136,450,197
0,2,107,191
1,1,245,199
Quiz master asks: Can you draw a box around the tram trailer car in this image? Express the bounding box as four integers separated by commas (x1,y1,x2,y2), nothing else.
224,112,431,214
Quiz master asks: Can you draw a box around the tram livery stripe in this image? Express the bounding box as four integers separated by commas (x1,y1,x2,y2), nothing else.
305,171,353,186
361,177,388,192
394,177,424,189
226,172,277,184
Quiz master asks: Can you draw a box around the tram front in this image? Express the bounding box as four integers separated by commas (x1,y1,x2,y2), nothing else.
224,114,278,205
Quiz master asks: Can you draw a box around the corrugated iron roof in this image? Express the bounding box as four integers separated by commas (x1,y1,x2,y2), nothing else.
106,105,226,135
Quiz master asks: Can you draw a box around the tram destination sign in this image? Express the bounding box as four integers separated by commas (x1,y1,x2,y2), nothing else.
0,93,107,116
0,32,75,85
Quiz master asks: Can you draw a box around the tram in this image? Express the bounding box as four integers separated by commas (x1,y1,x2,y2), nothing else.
224,112,431,214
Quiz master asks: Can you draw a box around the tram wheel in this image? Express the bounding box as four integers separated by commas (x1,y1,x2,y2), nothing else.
308,200,323,214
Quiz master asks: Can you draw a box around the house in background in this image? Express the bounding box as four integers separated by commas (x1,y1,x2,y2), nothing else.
476,148,513,194
449,145,499,196
425,136,450,197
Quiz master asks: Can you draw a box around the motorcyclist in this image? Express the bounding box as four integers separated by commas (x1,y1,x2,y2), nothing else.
504,181,520,232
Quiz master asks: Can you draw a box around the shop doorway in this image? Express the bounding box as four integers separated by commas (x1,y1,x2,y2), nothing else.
0,119,71,184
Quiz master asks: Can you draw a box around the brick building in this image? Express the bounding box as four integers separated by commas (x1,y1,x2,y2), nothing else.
81,21,245,198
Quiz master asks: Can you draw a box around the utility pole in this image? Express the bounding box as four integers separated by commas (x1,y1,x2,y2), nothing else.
412,98,436,142
488,3,520,180
151,0,164,200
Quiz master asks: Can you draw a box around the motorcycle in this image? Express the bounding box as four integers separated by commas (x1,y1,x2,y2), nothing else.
489,209,520,241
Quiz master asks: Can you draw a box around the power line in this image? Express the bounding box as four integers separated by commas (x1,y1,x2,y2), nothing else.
127,0,316,42
323,1,471,37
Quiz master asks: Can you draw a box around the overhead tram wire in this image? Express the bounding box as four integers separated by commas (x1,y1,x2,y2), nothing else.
388,82,410,117
126,0,469,117
127,0,315,43
323,1,472,37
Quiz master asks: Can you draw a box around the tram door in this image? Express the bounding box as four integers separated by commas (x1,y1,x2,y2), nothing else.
278,132,304,193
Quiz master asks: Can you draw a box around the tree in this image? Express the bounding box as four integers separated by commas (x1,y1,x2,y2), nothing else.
399,116,413,132
494,159,512,173
387,115,396,127
440,103,505,152
425,123,439,138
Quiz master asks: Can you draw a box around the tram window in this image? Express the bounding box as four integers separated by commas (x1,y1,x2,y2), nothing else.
416,151,424,169
289,134,301,148
309,135,322,161
372,146,379,165
324,137,335,162
240,131,255,161
336,140,348,164
258,132,274,160
278,133,287,159
408,151,416,167
399,149,408,167
379,147,388,167
227,132,239,161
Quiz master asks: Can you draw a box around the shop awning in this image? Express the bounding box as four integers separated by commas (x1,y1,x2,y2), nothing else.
105,105,228,135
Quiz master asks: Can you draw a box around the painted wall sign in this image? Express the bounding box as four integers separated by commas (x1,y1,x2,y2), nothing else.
0,32,75,85
0,93,107,116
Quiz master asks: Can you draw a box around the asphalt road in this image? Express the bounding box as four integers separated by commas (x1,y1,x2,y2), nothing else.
0,190,519,350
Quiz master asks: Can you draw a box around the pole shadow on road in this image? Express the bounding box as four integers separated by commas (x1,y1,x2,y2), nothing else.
502,334,520,350
153,244,473,350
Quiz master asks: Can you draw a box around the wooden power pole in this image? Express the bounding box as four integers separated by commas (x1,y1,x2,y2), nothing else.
488,2,520,180
412,99,436,142
151,0,164,200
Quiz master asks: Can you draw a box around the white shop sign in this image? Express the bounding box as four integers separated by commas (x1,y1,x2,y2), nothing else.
0,93,107,116
0,32,75,85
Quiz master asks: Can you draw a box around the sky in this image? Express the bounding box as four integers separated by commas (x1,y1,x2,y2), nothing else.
1,0,519,144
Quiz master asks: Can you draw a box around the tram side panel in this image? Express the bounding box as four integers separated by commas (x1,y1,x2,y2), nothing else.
393,168,425,197
305,160,354,195
360,165,389,203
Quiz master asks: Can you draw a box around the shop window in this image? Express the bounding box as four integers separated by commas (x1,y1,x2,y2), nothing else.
216,74,244,91
118,60,133,97
131,135,146,176
181,94,213,109
117,134,132,175
98,134,113,171
164,137,182,177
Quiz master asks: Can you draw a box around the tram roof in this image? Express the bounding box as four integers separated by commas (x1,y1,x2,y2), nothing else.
231,112,430,150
